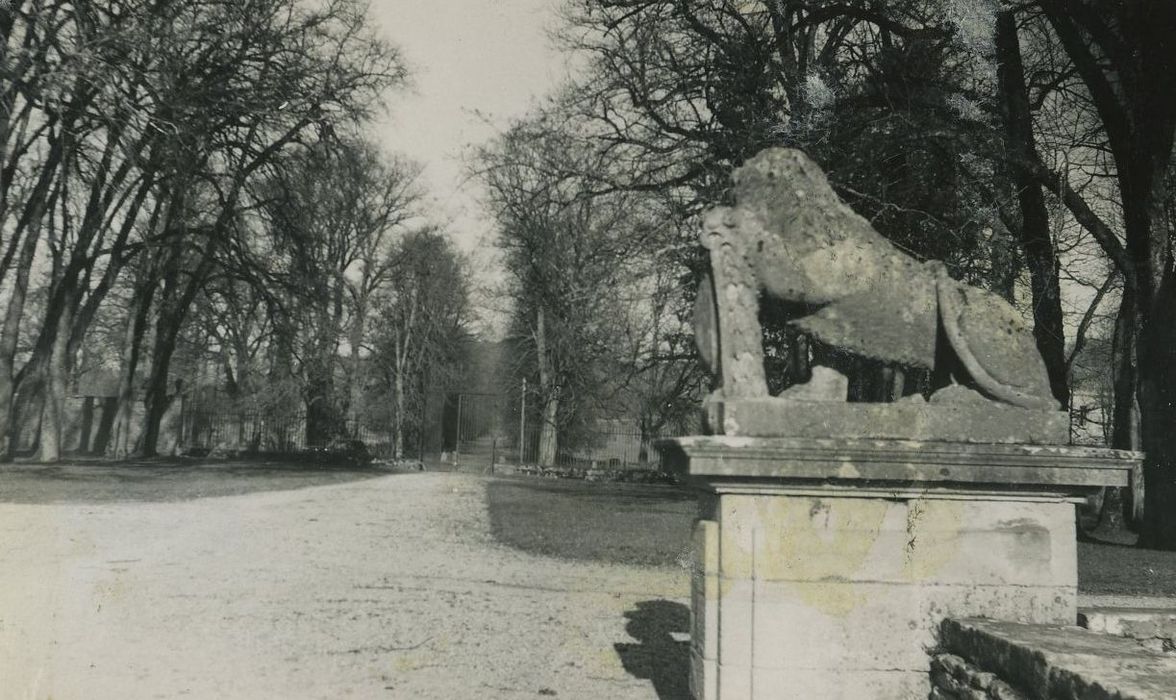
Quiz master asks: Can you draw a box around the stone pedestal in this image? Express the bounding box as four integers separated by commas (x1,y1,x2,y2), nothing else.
661,436,1137,700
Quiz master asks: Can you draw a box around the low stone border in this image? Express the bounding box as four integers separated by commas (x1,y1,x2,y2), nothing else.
504,464,680,485
180,447,377,468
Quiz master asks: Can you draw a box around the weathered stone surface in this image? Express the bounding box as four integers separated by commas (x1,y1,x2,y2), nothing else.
694,147,1057,412
716,578,1073,671
694,494,1076,675
774,366,848,401
668,435,1139,699
686,482,1087,698
1079,607,1176,653
712,494,1076,588
691,519,720,661
930,653,1028,699
941,618,1176,700
703,396,1069,443
662,436,1136,490
746,666,930,699
691,648,718,700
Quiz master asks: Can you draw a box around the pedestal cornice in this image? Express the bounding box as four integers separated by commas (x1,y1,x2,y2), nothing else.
658,436,1137,493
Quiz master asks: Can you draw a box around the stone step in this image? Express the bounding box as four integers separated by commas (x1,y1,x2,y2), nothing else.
940,618,1176,699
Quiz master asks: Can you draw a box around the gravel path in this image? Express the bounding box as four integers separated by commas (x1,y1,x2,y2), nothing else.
0,472,689,699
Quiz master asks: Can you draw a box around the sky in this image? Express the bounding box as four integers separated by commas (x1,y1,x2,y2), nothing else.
365,0,570,261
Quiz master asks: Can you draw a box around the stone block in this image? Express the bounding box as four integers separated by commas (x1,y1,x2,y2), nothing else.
730,579,1072,673
691,518,721,669
714,579,754,668
690,648,717,700
662,436,1137,490
706,397,1069,444
714,493,1075,588
694,518,719,575
930,653,1029,700
715,659,751,699
1079,606,1176,650
690,569,720,661
742,665,930,699
930,665,988,700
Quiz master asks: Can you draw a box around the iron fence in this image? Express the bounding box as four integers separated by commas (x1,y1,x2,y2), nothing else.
181,388,678,470
529,424,669,469
449,422,672,471
180,410,396,458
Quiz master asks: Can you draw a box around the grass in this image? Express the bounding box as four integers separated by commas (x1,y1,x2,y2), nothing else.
487,476,1176,596
1079,538,1176,596
0,455,389,504
485,476,696,568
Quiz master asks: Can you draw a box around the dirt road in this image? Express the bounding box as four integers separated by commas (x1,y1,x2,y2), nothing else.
0,472,689,699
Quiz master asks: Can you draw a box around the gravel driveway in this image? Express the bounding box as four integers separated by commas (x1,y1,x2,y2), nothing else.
0,472,689,699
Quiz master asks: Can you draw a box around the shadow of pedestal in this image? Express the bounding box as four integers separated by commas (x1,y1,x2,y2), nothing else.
615,600,692,699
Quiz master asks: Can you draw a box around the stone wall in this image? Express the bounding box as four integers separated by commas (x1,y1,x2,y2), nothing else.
929,651,1028,699
931,617,1176,700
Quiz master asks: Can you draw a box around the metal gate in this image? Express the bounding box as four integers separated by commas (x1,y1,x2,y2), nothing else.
447,392,506,469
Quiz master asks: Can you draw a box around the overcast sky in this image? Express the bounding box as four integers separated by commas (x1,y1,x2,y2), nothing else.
366,0,570,260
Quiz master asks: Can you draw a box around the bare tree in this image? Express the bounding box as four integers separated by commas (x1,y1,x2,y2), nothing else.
373,231,471,460
0,0,406,460
476,106,670,464
258,139,424,447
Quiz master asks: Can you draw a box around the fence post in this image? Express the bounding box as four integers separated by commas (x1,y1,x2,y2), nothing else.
519,378,526,465
455,393,462,467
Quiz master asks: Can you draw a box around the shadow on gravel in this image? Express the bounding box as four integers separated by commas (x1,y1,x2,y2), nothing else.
615,599,691,700
0,456,393,504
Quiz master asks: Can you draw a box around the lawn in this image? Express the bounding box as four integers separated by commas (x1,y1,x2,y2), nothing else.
1078,538,1176,596
487,476,1176,596
485,476,697,568
0,456,389,504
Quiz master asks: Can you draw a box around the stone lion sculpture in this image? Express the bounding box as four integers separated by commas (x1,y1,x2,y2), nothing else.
694,148,1060,438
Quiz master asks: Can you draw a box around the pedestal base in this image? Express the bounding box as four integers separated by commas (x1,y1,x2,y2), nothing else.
660,437,1137,700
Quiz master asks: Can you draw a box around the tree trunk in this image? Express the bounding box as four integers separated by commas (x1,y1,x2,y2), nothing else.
1030,2,1176,547
1137,271,1176,548
1130,163,1176,549
139,247,213,457
538,390,558,467
0,224,40,461
535,306,557,467
349,297,367,423
17,383,44,456
996,9,1069,408
1098,289,1140,532
37,302,74,463
304,365,337,448
109,275,154,457
141,302,187,457
78,396,94,453
393,369,405,461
